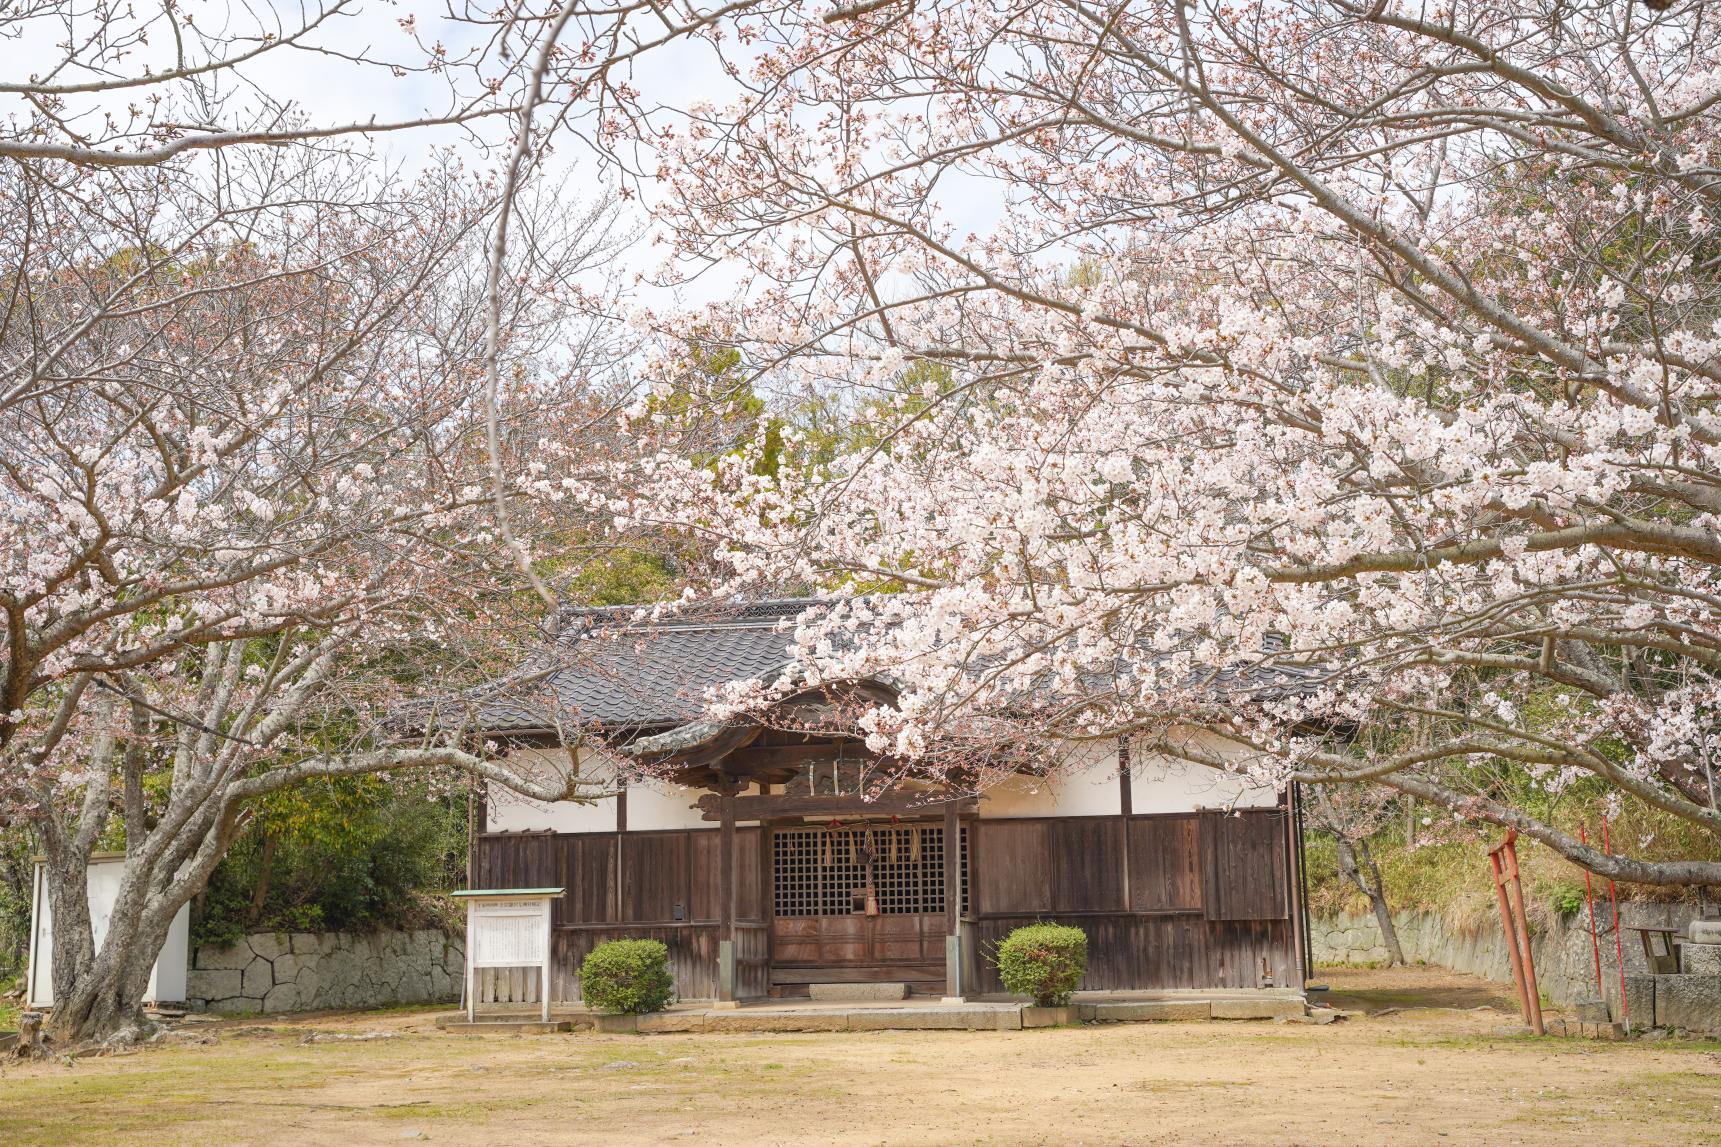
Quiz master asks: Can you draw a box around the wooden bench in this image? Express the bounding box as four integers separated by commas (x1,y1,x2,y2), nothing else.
1626,925,1685,975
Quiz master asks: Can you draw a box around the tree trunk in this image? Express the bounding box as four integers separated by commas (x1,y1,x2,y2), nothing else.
44,896,176,1045
42,849,96,1009
1335,833,1405,966
248,830,275,924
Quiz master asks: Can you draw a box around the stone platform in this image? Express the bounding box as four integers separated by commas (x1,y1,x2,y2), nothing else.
436,989,1310,1035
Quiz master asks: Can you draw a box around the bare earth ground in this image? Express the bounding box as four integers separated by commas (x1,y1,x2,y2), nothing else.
3,967,1719,1147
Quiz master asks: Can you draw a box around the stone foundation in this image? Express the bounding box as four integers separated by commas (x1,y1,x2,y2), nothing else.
187,929,463,1014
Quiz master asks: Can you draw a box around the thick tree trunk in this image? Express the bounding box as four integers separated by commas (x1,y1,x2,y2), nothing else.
43,891,178,1045
42,850,96,1009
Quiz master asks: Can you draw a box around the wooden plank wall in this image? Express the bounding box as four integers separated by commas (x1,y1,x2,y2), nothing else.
964,810,1298,994
473,827,764,1003
474,809,1300,1002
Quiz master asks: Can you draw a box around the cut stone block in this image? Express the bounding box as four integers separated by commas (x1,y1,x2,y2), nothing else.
1605,974,1657,1029
1687,919,1721,944
262,983,301,1014
240,956,273,998
704,1011,848,1033
1680,942,1721,976
808,982,908,1001
1654,975,1721,1037
196,944,253,971
443,1020,570,1035
1574,997,1610,1024
846,1006,1021,1032
1021,1005,1078,1028
191,969,242,1002
593,1014,638,1034
636,1013,710,1034
1086,1000,1212,1023
1210,997,1306,1021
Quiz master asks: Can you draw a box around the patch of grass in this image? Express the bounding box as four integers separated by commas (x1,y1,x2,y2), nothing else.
1131,1078,1245,1093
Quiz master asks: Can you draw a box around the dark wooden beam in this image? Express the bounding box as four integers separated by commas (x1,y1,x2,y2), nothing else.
1118,739,1133,817
730,743,860,768
943,800,961,938
718,785,737,939
693,792,978,822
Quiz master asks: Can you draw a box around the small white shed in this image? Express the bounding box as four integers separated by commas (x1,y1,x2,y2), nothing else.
28,853,191,1009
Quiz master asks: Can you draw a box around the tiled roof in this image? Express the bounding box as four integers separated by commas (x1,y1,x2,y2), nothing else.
399,598,1328,739
403,600,811,736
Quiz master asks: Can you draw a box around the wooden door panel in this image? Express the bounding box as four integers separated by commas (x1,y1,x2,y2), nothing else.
1200,809,1289,921
1129,815,1202,912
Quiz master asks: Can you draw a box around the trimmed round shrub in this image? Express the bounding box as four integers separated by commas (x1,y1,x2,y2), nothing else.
579,939,674,1014
993,923,1088,1007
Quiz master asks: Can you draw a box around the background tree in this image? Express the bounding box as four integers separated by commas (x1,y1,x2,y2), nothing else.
1306,787,1406,967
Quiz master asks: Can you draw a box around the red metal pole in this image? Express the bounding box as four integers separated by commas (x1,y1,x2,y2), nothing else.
1489,837,1534,1027
1501,837,1544,1035
1580,823,1603,995
1603,818,1629,1031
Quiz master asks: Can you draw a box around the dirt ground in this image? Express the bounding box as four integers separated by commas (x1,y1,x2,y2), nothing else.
3,967,1719,1147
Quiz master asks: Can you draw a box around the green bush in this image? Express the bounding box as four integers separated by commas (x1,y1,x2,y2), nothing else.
194,775,468,945
579,939,674,1014
993,923,1087,1006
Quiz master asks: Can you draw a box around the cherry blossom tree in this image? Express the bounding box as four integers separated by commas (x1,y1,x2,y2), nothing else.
0,0,520,167
0,140,651,1043
566,1,1721,887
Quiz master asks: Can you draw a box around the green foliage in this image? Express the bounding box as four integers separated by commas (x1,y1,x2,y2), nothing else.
578,939,674,1014
194,775,468,945
562,548,679,607
1546,882,1588,918
993,923,1088,1006
0,828,33,982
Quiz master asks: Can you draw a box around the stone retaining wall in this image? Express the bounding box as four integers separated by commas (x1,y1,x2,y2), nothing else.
187,929,463,1014
1311,902,1695,1007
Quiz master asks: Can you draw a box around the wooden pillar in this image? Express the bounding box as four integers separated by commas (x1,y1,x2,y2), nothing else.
717,779,738,1003
1118,738,1133,816
943,798,960,936
943,796,963,1000
1118,737,1133,913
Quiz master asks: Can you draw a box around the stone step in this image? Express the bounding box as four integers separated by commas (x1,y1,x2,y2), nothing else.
436,1018,571,1035
807,982,910,1002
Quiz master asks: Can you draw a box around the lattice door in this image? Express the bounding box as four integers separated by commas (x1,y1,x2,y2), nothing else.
772,824,968,917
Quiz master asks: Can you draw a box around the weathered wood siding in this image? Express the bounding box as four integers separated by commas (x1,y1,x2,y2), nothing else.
473,827,766,1002
963,809,1298,993
475,808,1300,1001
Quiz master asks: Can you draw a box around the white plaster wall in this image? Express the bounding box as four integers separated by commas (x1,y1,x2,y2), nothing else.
487,731,1280,833
981,738,1122,818
485,747,739,834
29,856,191,1007
979,732,1280,819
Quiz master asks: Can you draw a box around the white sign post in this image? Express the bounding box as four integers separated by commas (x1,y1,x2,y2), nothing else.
451,888,563,1023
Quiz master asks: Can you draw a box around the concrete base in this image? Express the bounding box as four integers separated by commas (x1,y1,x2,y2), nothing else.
809,982,909,1002
436,989,1311,1038
439,1020,571,1035
1210,997,1306,1021
1084,1000,1212,1023
594,1014,639,1034
1021,1005,1079,1028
